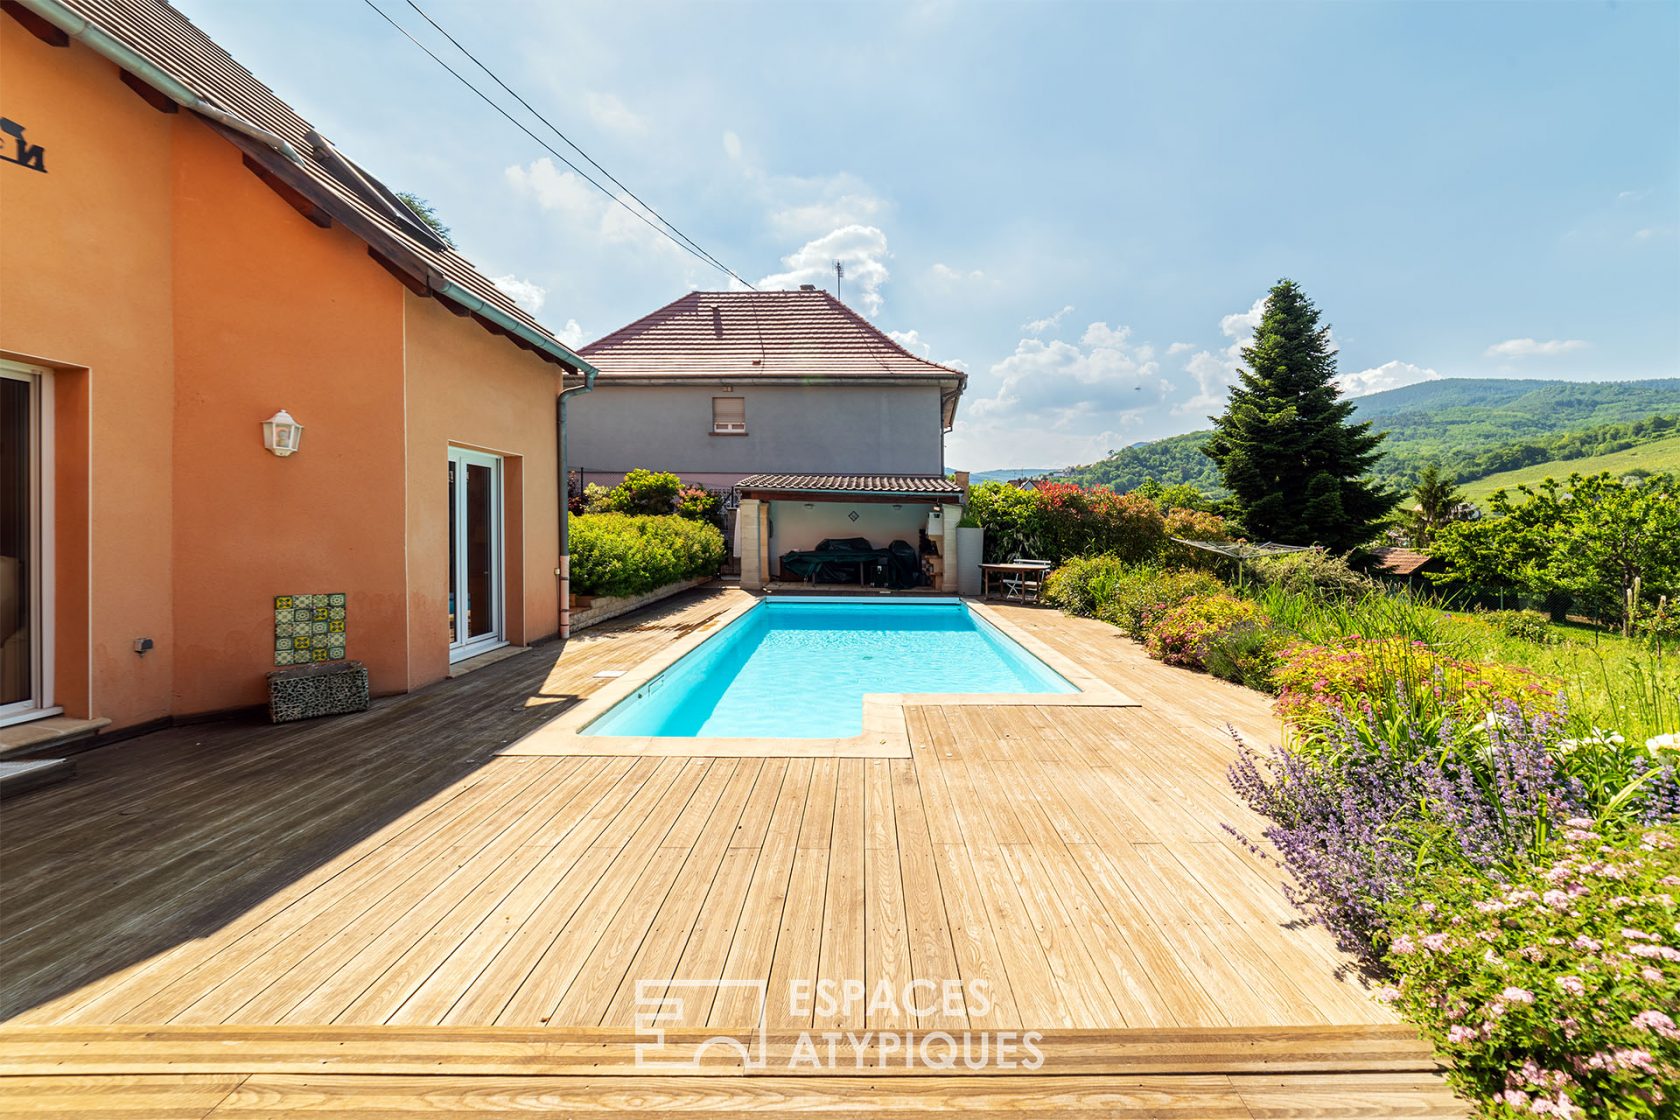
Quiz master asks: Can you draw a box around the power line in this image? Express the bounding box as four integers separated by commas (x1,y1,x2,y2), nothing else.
355,0,753,288
399,0,749,289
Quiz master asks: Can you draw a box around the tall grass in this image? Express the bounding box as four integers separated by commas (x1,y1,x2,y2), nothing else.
1248,584,1451,647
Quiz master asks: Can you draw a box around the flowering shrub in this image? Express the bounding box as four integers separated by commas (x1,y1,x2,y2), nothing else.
1043,555,1136,617
1250,550,1376,601
1204,622,1287,693
1144,593,1265,670
1164,506,1232,542
599,468,684,515
1273,636,1563,743
1107,568,1225,640
568,512,725,598
1383,826,1680,1118
965,481,1166,564
673,485,722,525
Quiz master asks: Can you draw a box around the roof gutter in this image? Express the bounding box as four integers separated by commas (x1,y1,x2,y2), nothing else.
17,0,305,165
434,279,599,378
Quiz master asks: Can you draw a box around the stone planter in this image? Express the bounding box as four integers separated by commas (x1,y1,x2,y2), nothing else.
569,576,712,633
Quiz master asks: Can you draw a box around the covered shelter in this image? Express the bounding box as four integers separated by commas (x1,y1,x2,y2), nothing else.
735,474,966,592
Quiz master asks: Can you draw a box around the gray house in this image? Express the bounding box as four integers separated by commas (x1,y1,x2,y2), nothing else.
570,287,969,589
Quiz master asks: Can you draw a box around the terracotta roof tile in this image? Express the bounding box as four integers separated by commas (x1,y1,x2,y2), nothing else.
49,0,585,370
581,290,968,386
737,474,963,498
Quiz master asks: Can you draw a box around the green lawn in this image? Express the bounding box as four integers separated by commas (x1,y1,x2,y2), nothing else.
1460,432,1680,504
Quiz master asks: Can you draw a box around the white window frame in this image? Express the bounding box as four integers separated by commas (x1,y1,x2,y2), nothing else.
711,395,747,435
447,447,506,663
0,358,57,727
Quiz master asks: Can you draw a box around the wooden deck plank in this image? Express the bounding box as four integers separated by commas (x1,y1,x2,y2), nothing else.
1,590,1403,1051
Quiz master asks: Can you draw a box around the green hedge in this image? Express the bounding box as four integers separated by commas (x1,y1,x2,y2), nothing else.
569,513,725,598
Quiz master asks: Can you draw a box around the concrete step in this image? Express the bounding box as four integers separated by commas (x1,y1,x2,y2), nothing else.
0,716,111,760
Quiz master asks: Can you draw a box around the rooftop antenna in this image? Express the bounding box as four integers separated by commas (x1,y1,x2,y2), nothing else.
833,259,844,303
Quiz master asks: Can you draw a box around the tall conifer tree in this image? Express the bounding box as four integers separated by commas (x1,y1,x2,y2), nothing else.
1204,280,1397,549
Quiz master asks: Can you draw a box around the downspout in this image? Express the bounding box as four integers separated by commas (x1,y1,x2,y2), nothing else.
18,0,304,165
557,370,596,639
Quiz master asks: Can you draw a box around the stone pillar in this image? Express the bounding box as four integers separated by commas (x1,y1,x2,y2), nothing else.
940,503,963,594
738,499,764,590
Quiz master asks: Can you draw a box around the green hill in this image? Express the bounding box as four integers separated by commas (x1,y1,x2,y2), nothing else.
1458,432,1680,504
1060,378,1680,495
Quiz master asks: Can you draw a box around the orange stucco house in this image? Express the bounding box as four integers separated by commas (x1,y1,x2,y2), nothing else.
0,0,596,737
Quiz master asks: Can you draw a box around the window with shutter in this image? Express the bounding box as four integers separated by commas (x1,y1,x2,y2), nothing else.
712,396,746,434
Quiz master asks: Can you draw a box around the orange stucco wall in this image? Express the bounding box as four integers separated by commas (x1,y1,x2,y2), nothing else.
1,21,178,726
0,20,565,730
403,294,563,688
167,120,410,713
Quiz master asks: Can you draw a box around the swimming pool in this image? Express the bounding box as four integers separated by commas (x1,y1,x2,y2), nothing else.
582,598,1077,739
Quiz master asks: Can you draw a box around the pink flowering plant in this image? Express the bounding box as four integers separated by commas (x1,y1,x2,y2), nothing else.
1143,593,1266,670
1383,825,1680,1118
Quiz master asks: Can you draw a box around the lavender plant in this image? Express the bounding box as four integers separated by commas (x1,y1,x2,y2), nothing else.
1228,698,1589,970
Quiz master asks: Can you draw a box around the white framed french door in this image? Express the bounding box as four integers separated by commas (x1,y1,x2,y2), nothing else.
447,447,505,662
1,359,54,726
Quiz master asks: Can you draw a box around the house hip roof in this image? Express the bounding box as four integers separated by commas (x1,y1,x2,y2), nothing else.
581,290,967,428
16,0,595,377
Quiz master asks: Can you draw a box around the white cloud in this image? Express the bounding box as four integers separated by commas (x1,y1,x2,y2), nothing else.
1617,188,1651,203
930,262,985,283
586,92,646,135
759,224,891,314
1218,297,1266,342
888,329,929,356
968,321,1164,424
721,130,743,161
1166,341,1195,356
1485,337,1590,359
1337,360,1441,397
1174,296,1265,415
1635,226,1675,241
504,157,686,260
1020,305,1075,336
557,319,586,348
765,178,887,241
490,273,547,313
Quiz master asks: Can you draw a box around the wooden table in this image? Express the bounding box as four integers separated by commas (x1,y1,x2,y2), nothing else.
980,561,1052,601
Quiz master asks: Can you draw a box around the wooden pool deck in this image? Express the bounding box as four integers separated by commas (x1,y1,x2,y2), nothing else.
0,587,1463,1116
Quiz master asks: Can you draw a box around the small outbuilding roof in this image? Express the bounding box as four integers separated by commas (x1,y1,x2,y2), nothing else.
737,474,964,500
1368,547,1438,577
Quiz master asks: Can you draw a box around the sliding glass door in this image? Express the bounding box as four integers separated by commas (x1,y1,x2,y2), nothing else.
1,362,42,721
447,448,504,661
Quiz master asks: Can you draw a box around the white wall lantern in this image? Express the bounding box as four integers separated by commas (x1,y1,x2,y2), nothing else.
262,410,303,457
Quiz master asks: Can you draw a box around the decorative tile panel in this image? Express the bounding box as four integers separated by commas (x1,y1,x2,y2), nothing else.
274,593,347,665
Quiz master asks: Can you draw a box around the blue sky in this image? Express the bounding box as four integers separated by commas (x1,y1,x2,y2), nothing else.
184,0,1679,470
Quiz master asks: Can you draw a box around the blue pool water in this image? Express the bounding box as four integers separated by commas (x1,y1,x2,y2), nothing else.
583,598,1076,739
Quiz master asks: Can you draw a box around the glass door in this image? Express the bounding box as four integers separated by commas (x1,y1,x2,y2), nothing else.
447,447,504,661
1,363,40,721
